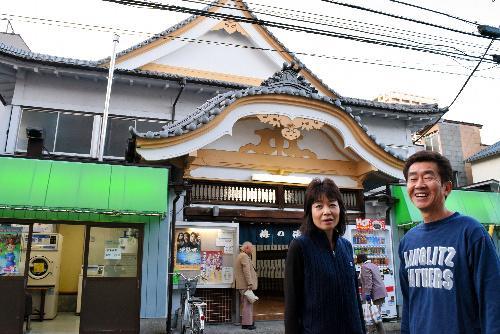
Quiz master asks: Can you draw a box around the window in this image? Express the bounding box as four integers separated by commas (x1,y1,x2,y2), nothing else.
104,117,135,158
104,117,168,158
17,108,93,155
54,113,93,154
17,109,58,152
17,108,169,158
424,132,441,153
453,170,460,188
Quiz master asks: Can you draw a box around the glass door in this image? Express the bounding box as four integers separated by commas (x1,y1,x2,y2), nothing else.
80,225,142,334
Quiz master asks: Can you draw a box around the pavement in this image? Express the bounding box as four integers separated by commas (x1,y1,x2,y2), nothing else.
140,319,401,334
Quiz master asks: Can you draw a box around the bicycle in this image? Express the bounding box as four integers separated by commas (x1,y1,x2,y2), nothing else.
172,272,207,334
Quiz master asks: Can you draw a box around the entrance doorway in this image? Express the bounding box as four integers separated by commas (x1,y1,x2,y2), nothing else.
80,225,142,334
239,223,300,321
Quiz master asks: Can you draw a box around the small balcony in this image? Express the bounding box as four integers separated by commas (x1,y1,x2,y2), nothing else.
185,179,363,211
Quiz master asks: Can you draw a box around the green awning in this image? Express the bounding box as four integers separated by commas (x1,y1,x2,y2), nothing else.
391,184,500,227
0,157,169,223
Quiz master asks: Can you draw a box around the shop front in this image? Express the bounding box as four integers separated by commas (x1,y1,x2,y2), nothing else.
0,156,168,334
181,179,365,321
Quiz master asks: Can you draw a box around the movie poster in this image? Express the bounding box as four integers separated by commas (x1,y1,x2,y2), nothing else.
201,250,223,282
0,226,23,274
175,231,202,270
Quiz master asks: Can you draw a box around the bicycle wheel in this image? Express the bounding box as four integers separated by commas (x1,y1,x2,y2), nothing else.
191,307,202,334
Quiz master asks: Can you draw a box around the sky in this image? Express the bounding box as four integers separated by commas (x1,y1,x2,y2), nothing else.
1,0,499,144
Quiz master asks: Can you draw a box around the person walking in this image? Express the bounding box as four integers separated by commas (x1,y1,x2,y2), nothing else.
357,253,386,334
285,178,365,334
235,241,258,330
399,150,500,334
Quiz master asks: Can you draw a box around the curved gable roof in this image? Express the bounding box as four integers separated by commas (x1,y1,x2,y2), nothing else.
132,63,417,167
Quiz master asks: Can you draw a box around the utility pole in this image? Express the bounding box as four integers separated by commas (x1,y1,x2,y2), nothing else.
97,33,120,161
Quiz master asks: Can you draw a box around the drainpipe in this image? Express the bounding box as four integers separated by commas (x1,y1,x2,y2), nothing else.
98,33,119,161
166,184,184,334
171,79,186,123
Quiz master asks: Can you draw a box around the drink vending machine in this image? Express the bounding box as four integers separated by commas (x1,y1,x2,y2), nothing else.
344,218,397,319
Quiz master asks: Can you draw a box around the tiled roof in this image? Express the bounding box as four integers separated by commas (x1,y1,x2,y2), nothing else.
0,42,247,89
132,62,410,161
97,1,215,64
0,41,444,115
0,42,99,67
340,97,447,114
465,140,500,162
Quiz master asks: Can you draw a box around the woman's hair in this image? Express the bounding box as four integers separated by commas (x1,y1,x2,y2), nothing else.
300,177,347,237
177,233,184,241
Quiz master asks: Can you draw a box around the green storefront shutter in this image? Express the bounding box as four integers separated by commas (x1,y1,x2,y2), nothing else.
391,185,500,227
0,157,168,223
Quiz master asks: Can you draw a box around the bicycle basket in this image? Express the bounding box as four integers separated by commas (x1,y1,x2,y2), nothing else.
179,277,199,298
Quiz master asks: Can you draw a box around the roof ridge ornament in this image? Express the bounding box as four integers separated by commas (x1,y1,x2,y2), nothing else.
261,62,318,94
211,19,248,36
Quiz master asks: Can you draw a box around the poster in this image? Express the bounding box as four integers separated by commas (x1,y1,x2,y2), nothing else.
201,250,223,282
0,226,23,274
104,247,122,260
223,244,234,254
221,267,234,284
175,231,201,270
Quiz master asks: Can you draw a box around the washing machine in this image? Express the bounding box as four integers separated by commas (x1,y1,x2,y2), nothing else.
21,233,64,320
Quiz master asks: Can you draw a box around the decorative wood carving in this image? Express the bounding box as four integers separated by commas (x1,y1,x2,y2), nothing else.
256,114,324,140
239,128,317,158
211,19,248,36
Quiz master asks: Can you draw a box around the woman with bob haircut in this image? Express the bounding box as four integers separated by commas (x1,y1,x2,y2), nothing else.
284,178,365,334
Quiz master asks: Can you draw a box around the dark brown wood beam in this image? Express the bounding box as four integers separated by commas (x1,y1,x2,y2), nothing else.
184,206,304,224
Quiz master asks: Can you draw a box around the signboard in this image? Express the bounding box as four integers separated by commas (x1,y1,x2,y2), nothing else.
355,218,386,231
104,247,122,260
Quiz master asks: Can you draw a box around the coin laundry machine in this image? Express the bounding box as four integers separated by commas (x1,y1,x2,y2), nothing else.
21,233,64,320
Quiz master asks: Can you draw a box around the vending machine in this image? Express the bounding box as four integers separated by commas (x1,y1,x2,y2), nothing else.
344,219,397,319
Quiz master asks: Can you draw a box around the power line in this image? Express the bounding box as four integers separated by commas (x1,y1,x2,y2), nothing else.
320,0,487,39
3,12,498,80
173,0,488,60
101,0,497,64
176,0,500,55
413,39,495,143
386,0,478,25
447,39,495,108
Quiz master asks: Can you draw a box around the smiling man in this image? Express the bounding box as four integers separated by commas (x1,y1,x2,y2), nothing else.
398,150,500,334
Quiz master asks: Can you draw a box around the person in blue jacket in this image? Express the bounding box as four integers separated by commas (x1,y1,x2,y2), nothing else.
285,178,365,334
399,150,500,334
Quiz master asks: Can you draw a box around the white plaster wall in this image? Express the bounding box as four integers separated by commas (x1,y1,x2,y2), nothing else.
203,118,348,160
360,115,411,157
16,72,178,119
361,116,408,146
189,166,360,188
174,89,221,121
154,30,279,79
116,2,283,71
471,158,500,183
